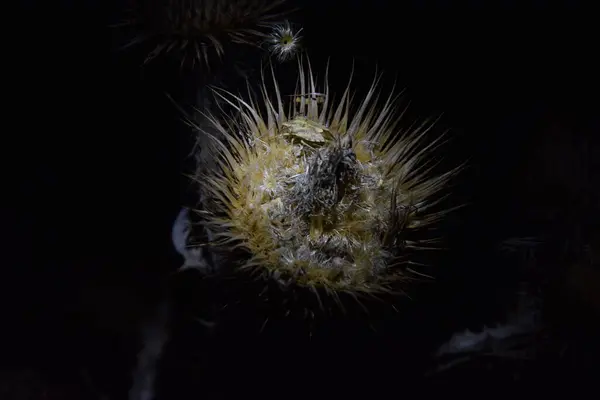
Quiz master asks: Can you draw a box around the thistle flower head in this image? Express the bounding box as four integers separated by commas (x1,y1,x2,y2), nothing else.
192,60,460,299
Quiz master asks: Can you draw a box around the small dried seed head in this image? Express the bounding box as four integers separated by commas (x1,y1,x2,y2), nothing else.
266,21,303,62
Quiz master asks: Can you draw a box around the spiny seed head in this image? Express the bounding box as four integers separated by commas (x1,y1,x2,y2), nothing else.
193,60,461,298
123,0,291,68
266,21,303,62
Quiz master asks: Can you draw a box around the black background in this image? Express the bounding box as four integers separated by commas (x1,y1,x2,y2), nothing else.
6,0,599,398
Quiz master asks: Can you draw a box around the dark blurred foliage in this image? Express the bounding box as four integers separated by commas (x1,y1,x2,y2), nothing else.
5,0,599,398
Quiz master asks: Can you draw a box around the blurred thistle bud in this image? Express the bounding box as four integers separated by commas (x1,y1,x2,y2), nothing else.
118,0,293,69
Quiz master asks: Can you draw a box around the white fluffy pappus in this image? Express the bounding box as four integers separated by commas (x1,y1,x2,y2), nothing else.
431,287,543,374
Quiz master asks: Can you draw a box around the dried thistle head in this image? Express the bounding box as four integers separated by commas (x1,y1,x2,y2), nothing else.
265,21,303,62
121,0,292,68
192,60,461,301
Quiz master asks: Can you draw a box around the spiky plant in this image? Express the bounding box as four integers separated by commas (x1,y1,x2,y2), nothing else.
122,0,292,68
190,60,461,310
